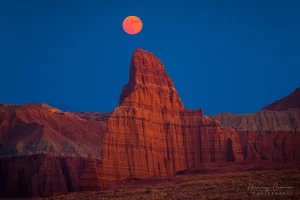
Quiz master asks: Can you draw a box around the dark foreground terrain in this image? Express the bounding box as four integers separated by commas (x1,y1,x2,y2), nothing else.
25,168,299,200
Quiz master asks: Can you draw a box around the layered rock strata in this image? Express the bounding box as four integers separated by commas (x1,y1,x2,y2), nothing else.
80,153,101,191
211,109,300,132
0,103,106,158
99,49,243,182
238,131,300,161
0,154,100,197
211,90,300,162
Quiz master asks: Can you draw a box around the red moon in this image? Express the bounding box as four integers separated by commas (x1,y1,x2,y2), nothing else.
122,16,143,35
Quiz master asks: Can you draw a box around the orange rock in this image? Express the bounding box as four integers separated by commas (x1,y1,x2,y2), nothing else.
99,49,244,182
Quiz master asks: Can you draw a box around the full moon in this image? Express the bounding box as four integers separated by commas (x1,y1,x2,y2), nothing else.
122,16,143,35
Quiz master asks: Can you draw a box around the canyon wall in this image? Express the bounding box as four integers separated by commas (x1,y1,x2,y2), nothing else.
80,153,102,191
211,107,300,162
237,131,300,162
181,110,243,166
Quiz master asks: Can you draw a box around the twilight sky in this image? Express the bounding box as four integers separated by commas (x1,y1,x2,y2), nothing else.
0,0,299,115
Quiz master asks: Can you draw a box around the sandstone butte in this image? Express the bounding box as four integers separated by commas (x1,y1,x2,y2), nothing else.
0,48,299,197
99,48,243,183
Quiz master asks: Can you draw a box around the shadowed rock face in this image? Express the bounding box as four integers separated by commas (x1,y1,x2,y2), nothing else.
262,88,300,111
99,49,243,182
80,153,101,191
237,131,300,161
0,154,93,198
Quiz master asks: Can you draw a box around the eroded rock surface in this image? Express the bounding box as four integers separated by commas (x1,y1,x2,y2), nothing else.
80,153,101,191
211,89,300,162
0,103,106,158
99,49,243,182
211,109,300,132
237,131,300,161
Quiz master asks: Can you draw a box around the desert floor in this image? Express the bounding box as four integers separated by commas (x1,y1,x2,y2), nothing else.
39,169,300,200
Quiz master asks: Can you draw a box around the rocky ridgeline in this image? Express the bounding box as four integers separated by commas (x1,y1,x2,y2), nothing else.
0,103,106,158
72,112,112,122
0,104,20,112
262,87,300,111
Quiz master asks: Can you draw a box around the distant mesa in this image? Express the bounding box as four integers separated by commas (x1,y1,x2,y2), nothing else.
211,86,300,132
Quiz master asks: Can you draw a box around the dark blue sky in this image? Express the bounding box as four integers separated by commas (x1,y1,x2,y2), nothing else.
0,0,299,115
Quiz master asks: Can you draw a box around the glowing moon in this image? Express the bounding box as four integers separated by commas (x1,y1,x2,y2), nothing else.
122,16,143,35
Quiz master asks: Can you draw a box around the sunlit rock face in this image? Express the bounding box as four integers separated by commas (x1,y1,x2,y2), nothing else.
99,49,243,182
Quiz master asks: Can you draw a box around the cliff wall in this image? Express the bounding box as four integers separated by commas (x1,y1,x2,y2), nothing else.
99,49,243,182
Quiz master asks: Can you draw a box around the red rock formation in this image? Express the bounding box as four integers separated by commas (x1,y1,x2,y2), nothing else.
99,49,243,182
0,103,106,197
0,103,106,158
100,49,186,182
238,131,300,161
211,88,300,162
181,112,243,166
1,48,298,198
262,87,300,111
80,153,101,191
211,113,300,161
0,154,93,197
